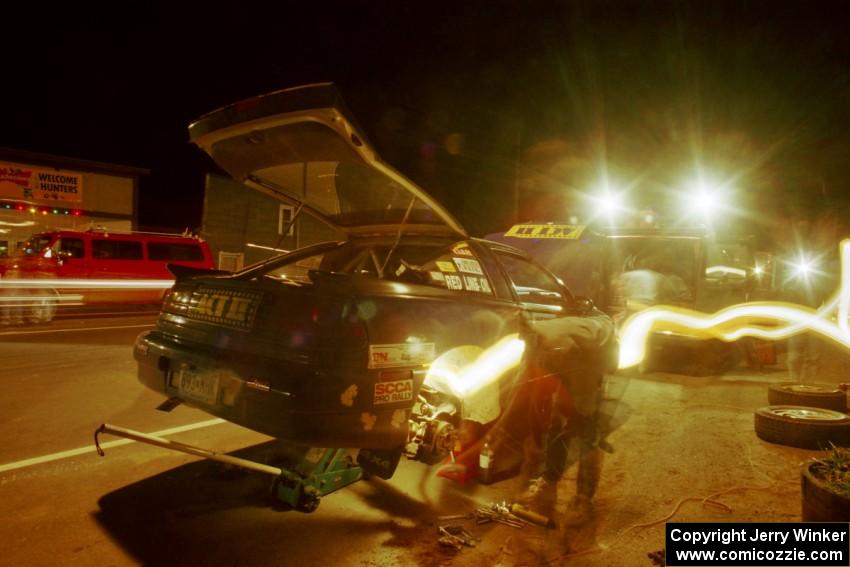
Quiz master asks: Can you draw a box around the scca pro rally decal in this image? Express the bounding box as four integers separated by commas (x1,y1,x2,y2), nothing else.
186,287,262,330
374,379,414,405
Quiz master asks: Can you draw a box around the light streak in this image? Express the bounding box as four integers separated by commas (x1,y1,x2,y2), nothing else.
246,243,290,253
618,239,850,369
0,294,83,303
440,334,526,398
0,279,174,289
705,265,748,278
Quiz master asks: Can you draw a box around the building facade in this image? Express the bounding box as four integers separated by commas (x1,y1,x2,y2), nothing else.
201,173,337,270
0,148,147,257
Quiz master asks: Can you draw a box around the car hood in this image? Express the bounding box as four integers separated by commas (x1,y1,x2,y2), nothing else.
189,83,467,238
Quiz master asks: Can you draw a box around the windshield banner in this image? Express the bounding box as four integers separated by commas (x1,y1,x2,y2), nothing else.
504,223,586,239
0,161,84,203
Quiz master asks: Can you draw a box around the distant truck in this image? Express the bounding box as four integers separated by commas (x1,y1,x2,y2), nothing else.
0,228,214,322
487,222,773,373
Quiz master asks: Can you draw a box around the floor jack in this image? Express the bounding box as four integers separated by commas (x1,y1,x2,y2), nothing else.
94,423,364,512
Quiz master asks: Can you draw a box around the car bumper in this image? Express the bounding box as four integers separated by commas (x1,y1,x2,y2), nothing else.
134,330,420,449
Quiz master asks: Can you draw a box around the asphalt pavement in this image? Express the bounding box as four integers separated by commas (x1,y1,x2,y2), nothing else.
1,317,846,566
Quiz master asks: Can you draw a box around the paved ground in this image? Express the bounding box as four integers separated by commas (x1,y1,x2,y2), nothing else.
2,321,848,567
457,339,850,567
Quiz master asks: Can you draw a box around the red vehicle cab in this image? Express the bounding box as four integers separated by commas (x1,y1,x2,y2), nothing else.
0,229,214,322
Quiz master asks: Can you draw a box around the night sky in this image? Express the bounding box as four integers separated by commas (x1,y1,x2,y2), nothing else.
4,1,850,238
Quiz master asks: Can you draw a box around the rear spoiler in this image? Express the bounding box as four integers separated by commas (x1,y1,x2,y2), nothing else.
167,263,230,280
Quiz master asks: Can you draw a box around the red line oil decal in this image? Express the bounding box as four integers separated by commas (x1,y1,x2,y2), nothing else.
445,275,463,290
185,286,263,330
463,275,493,294
374,379,414,405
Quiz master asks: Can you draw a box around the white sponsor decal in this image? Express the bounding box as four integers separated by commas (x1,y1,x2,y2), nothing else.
374,379,414,405
480,277,492,293
452,245,473,257
445,274,463,290
368,342,436,369
453,257,484,275
430,271,445,282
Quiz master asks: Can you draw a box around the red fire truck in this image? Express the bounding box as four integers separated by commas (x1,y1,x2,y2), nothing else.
0,228,214,322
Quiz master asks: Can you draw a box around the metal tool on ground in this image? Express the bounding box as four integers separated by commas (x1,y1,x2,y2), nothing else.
474,501,526,528
94,423,363,512
437,525,478,550
509,502,556,528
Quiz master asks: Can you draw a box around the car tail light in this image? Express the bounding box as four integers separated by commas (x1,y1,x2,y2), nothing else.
161,285,194,314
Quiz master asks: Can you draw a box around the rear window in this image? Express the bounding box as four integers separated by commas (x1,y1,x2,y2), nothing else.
148,242,204,261
256,241,494,295
92,239,143,260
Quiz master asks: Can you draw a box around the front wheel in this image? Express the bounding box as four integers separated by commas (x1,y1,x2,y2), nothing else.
27,288,58,323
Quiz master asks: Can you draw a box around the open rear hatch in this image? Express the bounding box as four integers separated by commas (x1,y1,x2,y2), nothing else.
189,82,467,239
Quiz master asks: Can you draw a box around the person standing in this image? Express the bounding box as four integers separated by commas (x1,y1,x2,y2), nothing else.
518,307,617,525
779,208,839,382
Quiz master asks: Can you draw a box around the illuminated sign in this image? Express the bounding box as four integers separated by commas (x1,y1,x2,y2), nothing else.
0,162,84,203
618,239,850,369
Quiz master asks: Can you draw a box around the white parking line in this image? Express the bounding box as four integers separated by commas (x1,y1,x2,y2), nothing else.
0,323,153,336
0,418,226,473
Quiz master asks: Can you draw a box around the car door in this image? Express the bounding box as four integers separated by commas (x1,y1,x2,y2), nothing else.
488,248,574,321
53,235,88,277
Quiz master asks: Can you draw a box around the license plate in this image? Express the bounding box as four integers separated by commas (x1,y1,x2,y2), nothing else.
177,366,220,405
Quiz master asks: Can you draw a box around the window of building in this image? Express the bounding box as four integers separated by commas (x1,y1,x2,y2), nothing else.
218,251,244,271
148,242,204,261
278,204,295,236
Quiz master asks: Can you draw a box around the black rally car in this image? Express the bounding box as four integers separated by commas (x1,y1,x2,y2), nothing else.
133,83,594,478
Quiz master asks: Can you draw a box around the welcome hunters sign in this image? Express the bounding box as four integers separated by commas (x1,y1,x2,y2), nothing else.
0,161,84,203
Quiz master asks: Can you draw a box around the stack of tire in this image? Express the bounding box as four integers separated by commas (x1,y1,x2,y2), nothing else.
754,383,850,449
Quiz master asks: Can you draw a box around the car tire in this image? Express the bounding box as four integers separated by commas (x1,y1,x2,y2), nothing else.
768,383,846,412
802,459,850,521
754,405,850,449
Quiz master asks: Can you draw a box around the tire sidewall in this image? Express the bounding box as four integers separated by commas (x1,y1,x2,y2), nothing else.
802,460,850,521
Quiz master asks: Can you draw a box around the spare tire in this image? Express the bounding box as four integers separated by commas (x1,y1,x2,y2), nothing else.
754,406,850,449
769,383,846,412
